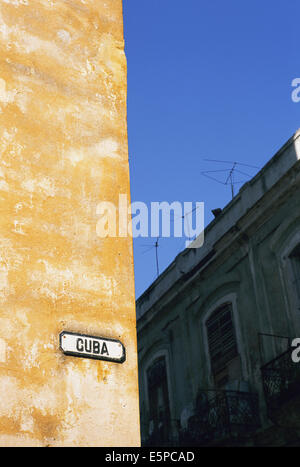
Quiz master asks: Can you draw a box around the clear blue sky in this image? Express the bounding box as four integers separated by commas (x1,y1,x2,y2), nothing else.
123,0,299,299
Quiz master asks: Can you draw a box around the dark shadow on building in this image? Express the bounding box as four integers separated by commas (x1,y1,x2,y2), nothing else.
137,130,300,446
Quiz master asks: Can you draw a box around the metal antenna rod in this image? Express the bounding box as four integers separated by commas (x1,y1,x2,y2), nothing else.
226,162,237,199
155,237,159,277
138,236,160,278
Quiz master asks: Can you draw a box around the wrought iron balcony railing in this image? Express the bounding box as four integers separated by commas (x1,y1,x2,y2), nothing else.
180,389,260,446
261,347,300,414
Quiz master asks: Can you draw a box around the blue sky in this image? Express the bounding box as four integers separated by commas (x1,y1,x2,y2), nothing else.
123,0,299,299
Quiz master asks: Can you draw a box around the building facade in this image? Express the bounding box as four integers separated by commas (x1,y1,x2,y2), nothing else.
137,129,300,446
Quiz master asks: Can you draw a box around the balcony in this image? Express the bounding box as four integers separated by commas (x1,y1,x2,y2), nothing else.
180,389,260,446
261,347,300,421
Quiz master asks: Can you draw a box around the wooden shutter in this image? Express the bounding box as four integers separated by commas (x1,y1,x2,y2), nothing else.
206,303,238,378
147,357,171,438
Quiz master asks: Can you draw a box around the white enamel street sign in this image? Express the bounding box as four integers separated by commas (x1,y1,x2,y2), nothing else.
59,331,126,363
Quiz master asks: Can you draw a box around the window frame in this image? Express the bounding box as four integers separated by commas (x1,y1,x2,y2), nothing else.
202,293,248,387
143,349,174,436
289,244,300,301
206,302,238,381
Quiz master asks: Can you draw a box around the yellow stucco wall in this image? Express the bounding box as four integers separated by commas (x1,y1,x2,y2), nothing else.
0,0,140,447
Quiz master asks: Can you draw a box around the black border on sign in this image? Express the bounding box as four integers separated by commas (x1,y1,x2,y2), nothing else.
59,331,126,364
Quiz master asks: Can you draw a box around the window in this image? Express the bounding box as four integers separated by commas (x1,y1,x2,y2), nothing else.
147,356,170,441
289,244,300,300
206,302,239,387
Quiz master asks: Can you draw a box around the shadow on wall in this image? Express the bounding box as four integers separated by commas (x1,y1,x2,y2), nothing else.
137,130,300,447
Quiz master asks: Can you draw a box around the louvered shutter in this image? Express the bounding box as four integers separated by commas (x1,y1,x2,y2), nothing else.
206,303,238,376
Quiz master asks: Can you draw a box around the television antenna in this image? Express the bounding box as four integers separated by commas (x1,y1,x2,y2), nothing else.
139,237,160,278
171,205,202,253
201,159,260,199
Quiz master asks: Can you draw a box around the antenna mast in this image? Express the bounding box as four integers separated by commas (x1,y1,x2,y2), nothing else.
155,237,159,277
140,236,160,278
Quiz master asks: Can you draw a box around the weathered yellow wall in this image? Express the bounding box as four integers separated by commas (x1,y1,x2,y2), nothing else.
0,0,140,446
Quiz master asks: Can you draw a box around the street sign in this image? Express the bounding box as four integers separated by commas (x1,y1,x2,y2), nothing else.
59,331,126,363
